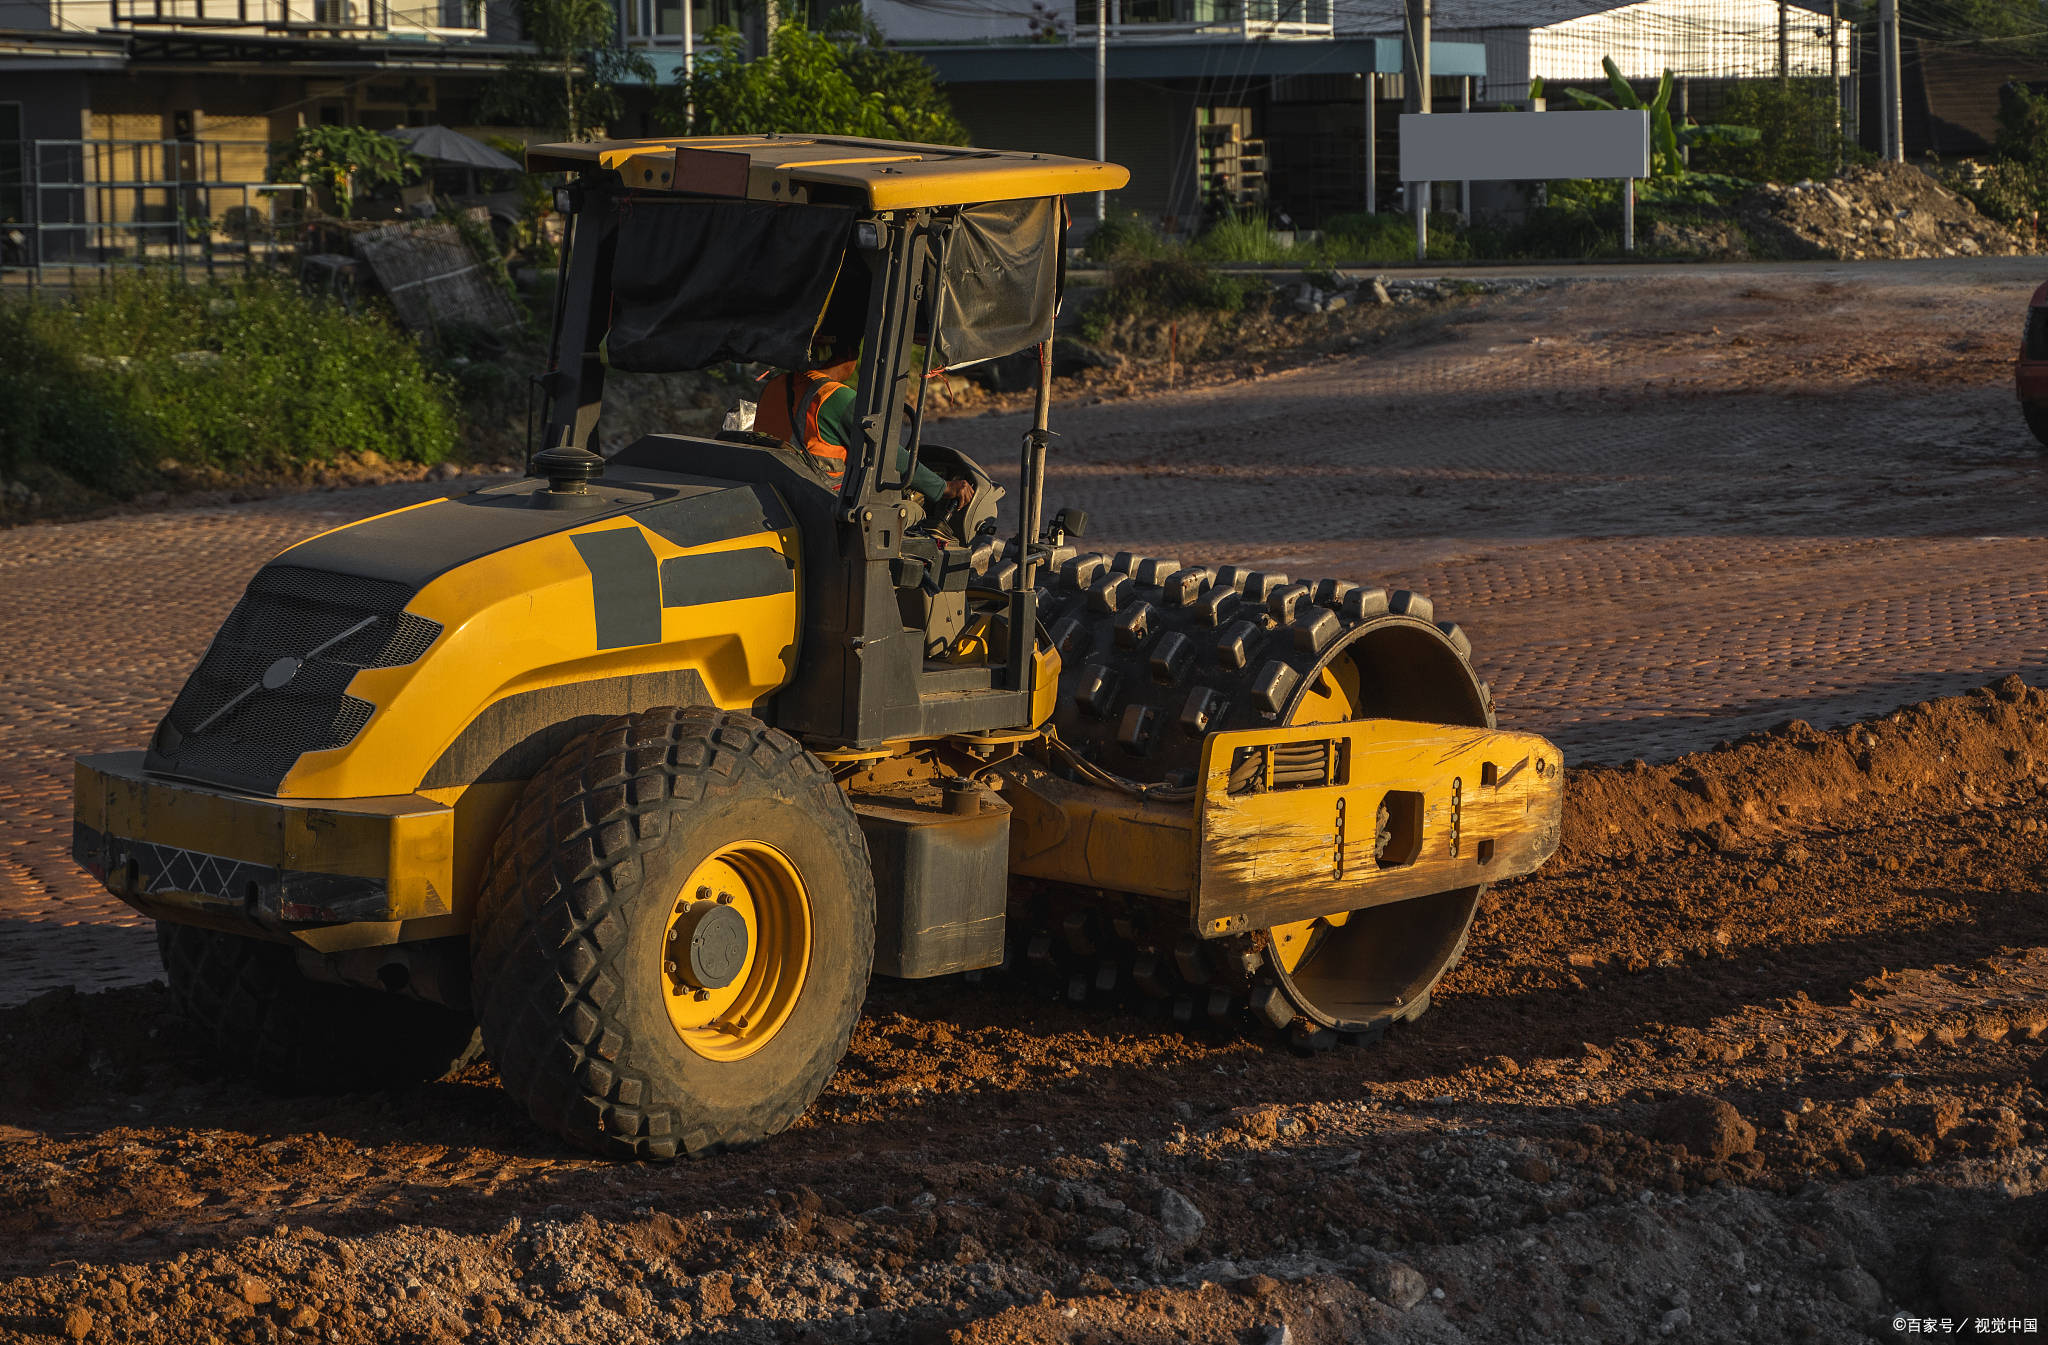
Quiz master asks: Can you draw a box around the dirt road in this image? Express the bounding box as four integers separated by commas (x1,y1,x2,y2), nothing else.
2,259,2046,1341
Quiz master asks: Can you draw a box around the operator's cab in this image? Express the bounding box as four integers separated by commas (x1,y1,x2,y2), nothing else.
526,138,1114,745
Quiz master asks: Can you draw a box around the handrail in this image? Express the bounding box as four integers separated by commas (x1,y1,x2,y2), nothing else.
100,0,483,34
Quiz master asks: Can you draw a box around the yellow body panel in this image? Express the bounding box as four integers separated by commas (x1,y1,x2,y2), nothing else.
999,718,1564,937
77,752,454,936
275,510,801,799
1192,719,1565,935
526,134,1129,209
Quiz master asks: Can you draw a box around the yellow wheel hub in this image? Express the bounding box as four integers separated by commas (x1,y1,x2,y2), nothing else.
660,841,813,1062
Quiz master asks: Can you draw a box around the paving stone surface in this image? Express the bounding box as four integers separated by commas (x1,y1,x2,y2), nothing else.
7,265,2045,1003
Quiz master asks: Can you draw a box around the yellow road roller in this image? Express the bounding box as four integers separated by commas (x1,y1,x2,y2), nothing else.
74,136,1564,1158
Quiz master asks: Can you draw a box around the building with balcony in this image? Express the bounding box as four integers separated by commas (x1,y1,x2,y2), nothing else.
854,0,1481,225
0,0,530,260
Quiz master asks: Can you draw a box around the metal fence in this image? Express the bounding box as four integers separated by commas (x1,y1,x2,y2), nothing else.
2,138,306,288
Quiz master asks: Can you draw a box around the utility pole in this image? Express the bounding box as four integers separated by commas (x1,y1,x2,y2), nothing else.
682,0,695,130
1877,0,1904,162
1876,0,1891,160
1459,73,1470,222
1404,0,1429,261
1680,76,1690,166
1830,0,1841,170
1778,0,1789,90
1887,0,1904,161
1095,0,1108,220
1364,71,1376,215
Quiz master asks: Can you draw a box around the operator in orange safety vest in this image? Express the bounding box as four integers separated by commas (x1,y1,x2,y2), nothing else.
756,336,970,513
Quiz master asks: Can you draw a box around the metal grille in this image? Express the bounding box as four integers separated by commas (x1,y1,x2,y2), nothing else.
149,564,441,794
1228,739,1338,793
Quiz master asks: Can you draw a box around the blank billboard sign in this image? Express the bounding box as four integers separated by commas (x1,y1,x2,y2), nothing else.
1400,110,1650,181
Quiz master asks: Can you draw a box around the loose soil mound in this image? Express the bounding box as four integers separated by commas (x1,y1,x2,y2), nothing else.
1563,672,2048,866
1742,161,2030,261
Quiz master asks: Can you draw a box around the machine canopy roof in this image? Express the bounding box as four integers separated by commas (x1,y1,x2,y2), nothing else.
604,197,1061,375
526,134,1127,211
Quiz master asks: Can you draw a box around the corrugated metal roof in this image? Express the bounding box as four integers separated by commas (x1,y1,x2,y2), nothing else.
1344,0,1834,35
1916,44,2048,159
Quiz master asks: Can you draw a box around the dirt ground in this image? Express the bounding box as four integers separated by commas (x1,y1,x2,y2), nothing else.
5,258,2048,1342
4,682,2046,1343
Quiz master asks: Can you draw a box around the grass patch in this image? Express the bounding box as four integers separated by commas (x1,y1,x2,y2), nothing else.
0,270,458,495
1077,255,1261,343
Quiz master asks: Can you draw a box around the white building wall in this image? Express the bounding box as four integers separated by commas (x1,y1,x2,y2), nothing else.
1531,0,1849,89
1340,0,1852,103
864,0,1059,44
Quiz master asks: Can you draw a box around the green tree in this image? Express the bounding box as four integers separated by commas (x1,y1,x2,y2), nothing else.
1692,79,1843,182
1897,0,2048,58
663,13,967,142
1996,78,2048,171
826,6,970,144
1961,78,2048,229
275,125,421,219
482,0,651,138
1558,58,1761,177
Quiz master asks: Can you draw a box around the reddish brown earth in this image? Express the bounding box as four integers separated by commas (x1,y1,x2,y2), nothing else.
5,679,2046,1343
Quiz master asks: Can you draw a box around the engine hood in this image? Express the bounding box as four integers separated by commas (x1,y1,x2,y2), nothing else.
146,462,805,799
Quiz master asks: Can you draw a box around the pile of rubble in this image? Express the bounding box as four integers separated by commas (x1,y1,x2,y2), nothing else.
1285,273,1551,315
1739,160,2032,260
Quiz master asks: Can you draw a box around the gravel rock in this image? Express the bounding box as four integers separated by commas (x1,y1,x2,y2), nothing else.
1833,1265,1884,1313
1156,1187,1205,1249
1364,1257,1429,1310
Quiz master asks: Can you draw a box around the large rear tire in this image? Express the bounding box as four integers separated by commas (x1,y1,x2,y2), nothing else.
469,707,874,1160
158,923,481,1093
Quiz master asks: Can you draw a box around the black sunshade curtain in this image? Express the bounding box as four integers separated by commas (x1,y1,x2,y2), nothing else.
931,197,1061,370
606,199,856,373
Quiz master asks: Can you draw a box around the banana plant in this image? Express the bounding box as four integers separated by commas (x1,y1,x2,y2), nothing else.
1559,57,1757,177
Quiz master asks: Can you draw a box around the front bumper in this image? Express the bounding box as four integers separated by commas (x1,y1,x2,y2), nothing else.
74,752,456,941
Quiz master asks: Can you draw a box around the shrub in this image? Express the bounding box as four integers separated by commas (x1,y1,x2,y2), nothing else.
274,126,421,220
1083,209,1171,263
1077,255,1257,341
1190,212,1294,263
1691,79,1850,182
1317,211,1472,263
0,270,457,489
